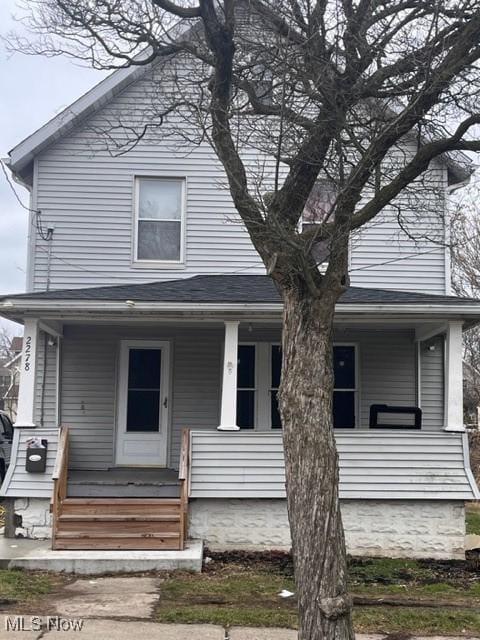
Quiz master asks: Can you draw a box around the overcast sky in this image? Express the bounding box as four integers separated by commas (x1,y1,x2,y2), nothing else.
0,0,105,334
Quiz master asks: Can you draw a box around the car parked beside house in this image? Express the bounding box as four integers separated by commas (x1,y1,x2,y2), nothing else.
0,411,13,481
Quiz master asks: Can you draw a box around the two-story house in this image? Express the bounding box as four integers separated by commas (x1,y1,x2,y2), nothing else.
1,56,479,561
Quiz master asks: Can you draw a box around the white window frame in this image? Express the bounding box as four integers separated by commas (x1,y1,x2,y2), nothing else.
132,176,186,268
247,341,360,431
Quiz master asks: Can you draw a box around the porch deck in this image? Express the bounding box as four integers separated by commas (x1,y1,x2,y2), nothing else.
67,468,181,498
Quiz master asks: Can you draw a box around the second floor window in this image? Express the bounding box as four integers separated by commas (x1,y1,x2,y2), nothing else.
302,179,337,227
135,177,184,264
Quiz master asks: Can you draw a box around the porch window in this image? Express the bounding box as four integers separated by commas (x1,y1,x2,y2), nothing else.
270,345,282,428
333,345,357,428
134,177,184,263
235,342,357,429
236,345,256,428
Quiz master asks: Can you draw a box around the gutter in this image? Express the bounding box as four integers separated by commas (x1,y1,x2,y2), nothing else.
3,299,480,317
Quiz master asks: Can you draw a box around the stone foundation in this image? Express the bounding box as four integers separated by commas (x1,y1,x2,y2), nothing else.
12,496,466,559
189,498,466,560
13,498,52,539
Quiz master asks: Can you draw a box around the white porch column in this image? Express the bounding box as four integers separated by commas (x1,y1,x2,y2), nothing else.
444,320,464,432
14,318,39,428
218,321,240,431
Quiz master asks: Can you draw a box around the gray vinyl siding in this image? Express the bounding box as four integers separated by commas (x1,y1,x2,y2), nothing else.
33,331,57,428
61,327,118,469
31,60,449,295
349,157,447,294
189,431,479,500
60,324,223,469
0,428,58,498
4,428,477,501
55,324,444,471
352,329,417,426
420,335,445,430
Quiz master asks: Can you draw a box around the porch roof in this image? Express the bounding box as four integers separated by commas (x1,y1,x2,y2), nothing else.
2,275,480,321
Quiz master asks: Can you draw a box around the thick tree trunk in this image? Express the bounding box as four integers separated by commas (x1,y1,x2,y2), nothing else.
279,287,354,640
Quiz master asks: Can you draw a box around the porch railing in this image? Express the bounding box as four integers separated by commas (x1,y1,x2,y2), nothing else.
178,429,191,548
51,425,69,547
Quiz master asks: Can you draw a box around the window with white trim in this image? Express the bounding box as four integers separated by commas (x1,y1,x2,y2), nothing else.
333,345,357,428
270,344,282,429
236,344,256,429
236,342,357,429
301,179,337,267
302,179,337,228
134,177,184,263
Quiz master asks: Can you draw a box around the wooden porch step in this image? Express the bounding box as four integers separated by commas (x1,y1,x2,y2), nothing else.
58,514,181,522
53,538,182,550
54,532,182,550
57,520,181,534
61,498,181,505
60,498,181,517
54,497,184,551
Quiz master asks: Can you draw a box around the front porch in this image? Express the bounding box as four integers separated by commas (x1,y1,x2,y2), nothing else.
2,275,480,557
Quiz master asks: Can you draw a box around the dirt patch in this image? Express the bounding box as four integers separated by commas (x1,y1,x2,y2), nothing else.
204,549,294,576
204,549,480,588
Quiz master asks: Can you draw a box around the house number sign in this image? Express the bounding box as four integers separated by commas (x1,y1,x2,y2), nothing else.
24,336,32,372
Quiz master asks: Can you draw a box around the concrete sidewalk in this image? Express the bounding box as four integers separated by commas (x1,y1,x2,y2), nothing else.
0,621,476,640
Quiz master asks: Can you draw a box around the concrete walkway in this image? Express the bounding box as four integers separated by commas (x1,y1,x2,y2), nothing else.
0,622,476,640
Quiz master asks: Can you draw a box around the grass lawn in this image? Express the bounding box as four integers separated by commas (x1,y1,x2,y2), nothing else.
466,502,480,535
0,569,56,604
154,554,480,634
1,552,480,634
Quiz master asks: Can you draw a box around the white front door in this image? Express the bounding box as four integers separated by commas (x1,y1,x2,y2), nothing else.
115,340,170,466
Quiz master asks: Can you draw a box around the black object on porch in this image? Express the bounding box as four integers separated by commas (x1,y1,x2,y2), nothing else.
369,404,422,429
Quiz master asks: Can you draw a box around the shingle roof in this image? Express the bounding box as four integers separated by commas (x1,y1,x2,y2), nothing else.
1,274,479,306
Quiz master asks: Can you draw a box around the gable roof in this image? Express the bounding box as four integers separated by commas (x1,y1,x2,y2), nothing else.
7,50,472,186
7,61,151,184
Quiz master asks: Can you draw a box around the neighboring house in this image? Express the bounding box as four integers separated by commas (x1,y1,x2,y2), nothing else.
2,338,22,420
9,337,23,360
0,55,479,560
0,359,9,410
0,340,21,419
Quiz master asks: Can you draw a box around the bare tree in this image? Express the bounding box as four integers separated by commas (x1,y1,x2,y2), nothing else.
0,326,15,361
0,325,18,417
8,2,480,638
452,178,480,425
